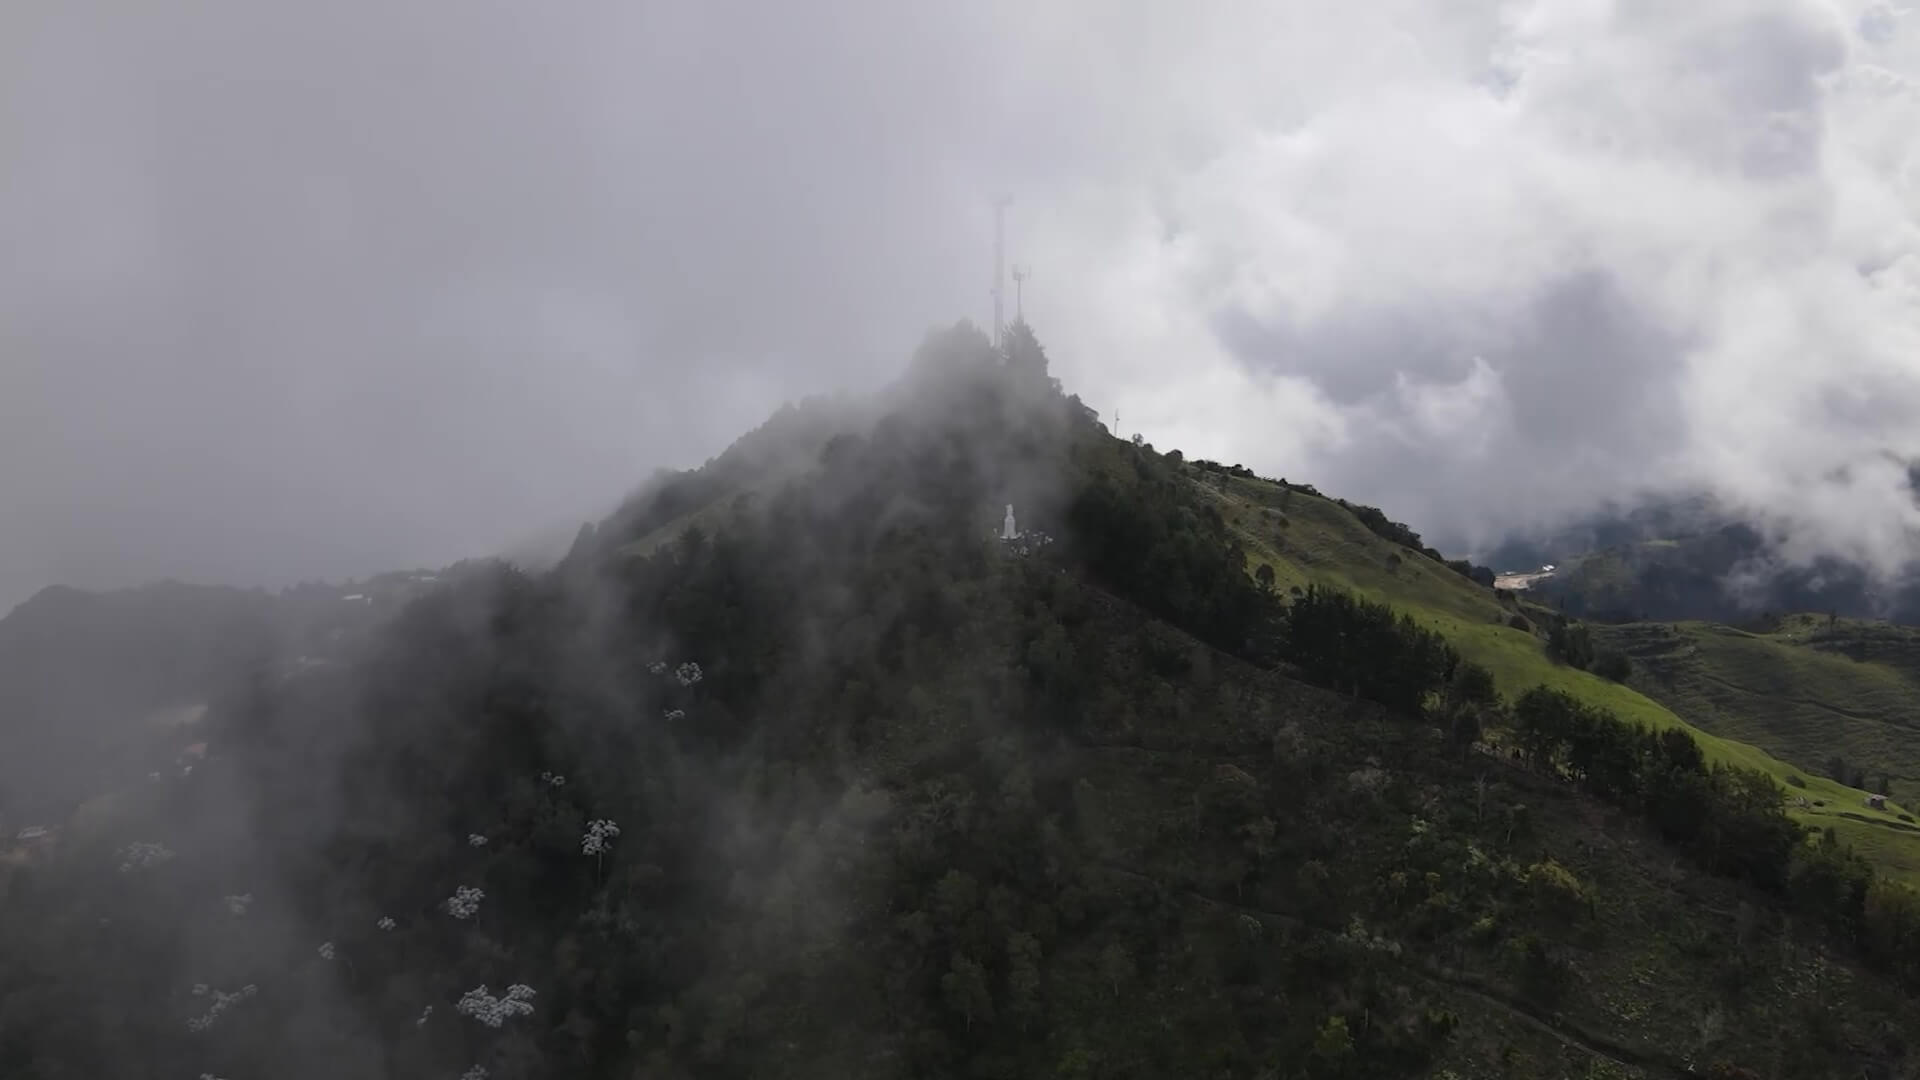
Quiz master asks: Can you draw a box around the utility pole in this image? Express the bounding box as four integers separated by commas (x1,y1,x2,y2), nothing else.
991,194,1012,350
1011,265,1029,323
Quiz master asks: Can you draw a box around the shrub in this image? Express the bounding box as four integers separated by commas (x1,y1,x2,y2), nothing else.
1592,649,1632,682
1546,619,1595,669
1526,859,1587,921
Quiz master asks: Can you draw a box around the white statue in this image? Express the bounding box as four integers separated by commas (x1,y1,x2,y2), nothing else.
1002,503,1018,540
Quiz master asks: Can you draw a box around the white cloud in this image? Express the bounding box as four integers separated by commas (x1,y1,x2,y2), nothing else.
6,0,1920,603
1012,0,1920,568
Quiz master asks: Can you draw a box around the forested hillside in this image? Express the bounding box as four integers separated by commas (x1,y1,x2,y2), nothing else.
0,568,468,822
5,323,1920,1079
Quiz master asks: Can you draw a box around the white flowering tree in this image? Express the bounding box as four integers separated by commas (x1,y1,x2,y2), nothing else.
538,770,566,788
186,983,258,1032
317,941,335,961
582,819,620,879
461,1067,490,1080
117,841,175,873
467,833,489,848
455,983,535,1028
446,885,485,920
674,661,703,686
377,916,397,932
222,893,253,916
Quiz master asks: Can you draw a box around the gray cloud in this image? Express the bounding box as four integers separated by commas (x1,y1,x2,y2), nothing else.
5,0,1920,609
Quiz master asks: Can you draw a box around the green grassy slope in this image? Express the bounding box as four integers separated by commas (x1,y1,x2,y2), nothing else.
1191,469,1920,884
1592,615,1920,841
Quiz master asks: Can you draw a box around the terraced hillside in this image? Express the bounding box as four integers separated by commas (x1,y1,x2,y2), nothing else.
1591,615,1920,835
1181,466,1920,884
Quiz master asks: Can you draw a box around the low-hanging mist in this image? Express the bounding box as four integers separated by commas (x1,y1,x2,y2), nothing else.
8,0,1920,611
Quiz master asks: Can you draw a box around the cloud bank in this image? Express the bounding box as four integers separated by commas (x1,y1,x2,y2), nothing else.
4,0,1919,608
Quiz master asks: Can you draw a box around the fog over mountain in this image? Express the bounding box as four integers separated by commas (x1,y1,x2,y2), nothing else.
5,0,1920,609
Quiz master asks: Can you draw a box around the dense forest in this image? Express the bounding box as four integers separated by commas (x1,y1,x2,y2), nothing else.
5,323,1920,1079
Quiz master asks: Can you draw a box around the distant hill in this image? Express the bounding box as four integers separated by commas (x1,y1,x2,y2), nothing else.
1482,497,1920,625
0,567,464,818
0,581,275,817
5,322,1920,1079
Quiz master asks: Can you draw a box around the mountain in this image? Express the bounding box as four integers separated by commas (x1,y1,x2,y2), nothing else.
0,567,472,820
4,322,1920,1080
1482,498,1920,626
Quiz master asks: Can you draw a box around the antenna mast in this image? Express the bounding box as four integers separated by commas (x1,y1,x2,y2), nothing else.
1011,264,1029,323
991,194,1012,350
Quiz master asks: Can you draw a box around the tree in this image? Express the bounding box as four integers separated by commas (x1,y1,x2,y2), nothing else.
1312,1015,1355,1074
1546,618,1595,669
1526,859,1587,923
1005,932,1043,1030
1003,319,1057,395
1445,702,1483,753
1254,563,1275,590
1097,942,1134,999
932,870,982,937
1591,649,1632,682
1446,661,1498,709
940,955,993,1032
1281,585,1457,714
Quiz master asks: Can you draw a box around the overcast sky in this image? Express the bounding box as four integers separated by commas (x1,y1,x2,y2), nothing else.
5,0,1920,611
